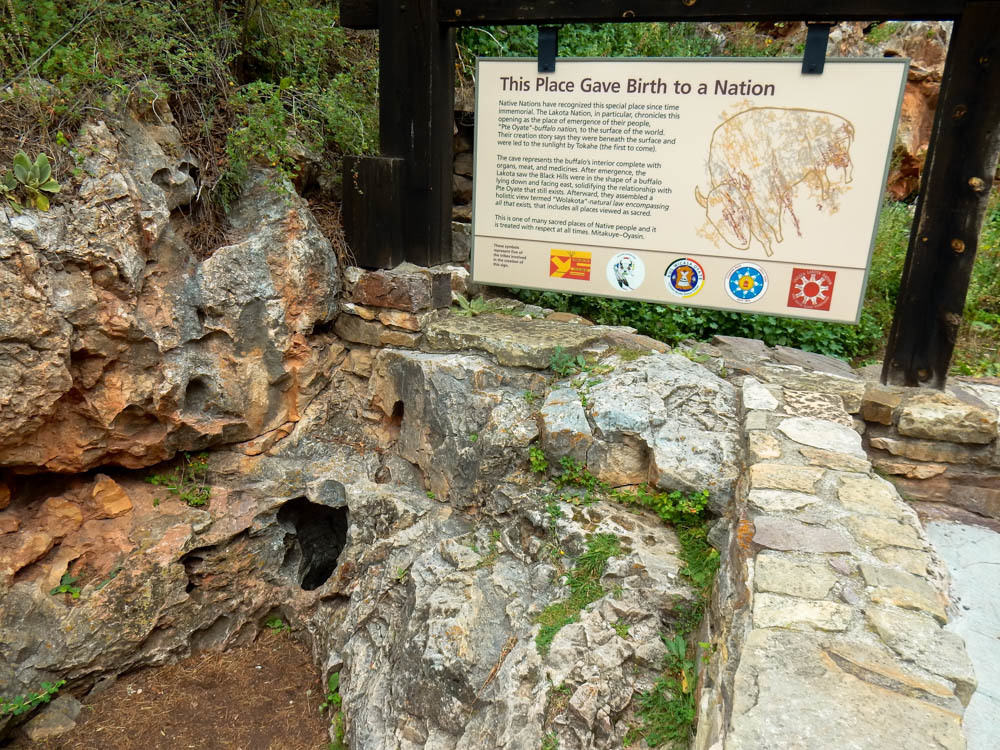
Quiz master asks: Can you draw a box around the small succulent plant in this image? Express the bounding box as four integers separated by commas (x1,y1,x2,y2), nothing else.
3,151,61,211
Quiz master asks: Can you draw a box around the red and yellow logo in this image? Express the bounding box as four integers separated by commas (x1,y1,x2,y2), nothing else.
549,249,591,281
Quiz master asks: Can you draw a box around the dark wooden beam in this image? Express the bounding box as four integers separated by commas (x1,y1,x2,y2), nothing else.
440,0,968,25
882,1,1000,387
340,0,378,29
343,156,405,268
377,0,455,266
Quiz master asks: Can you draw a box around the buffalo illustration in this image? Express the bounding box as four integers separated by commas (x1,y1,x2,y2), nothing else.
695,107,855,256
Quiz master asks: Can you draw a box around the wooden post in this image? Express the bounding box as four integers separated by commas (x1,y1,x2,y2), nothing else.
342,0,454,268
342,156,405,268
881,2,1000,387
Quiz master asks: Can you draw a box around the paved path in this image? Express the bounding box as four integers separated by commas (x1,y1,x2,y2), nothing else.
926,521,1000,750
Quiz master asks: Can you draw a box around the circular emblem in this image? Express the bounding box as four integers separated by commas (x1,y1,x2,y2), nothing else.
606,252,645,291
725,263,768,303
664,258,706,298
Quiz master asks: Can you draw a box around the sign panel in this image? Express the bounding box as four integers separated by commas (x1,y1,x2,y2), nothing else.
471,58,908,323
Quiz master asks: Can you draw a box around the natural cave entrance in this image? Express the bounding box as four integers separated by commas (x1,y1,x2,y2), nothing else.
277,497,349,591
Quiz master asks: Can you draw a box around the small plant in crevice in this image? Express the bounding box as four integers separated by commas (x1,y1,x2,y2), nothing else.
50,573,81,599
452,293,495,317
551,456,606,506
474,529,504,569
265,616,288,633
146,452,211,507
529,445,549,474
541,731,560,750
549,347,588,377
1,152,61,212
629,635,703,749
320,671,347,749
535,532,622,656
1,680,66,717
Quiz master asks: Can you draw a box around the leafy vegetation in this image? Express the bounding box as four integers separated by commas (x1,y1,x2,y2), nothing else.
533,457,720,746
1,680,66,717
548,347,590,377
452,293,496,317
320,671,347,749
864,21,901,46
265,616,288,633
1,151,60,211
50,572,81,599
628,635,699,749
529,445,549,474
146,452,212,507
0,0,378,209
535,532,622,656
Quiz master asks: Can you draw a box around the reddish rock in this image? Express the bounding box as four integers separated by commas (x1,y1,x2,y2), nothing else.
91,475,133,518
546,312,594,326
0,516,19,534
37,496,84,539
378,309,424,331
861,384,905,425
0,531,55,584
346,267,452,311
0,120,340,475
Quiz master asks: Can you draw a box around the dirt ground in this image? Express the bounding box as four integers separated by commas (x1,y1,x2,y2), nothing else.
9,630,331,750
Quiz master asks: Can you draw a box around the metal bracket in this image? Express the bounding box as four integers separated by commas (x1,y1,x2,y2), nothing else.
802,22,835,75
538,26,558,74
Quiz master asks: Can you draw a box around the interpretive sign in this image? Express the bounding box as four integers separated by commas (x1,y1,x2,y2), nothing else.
471,58,908,323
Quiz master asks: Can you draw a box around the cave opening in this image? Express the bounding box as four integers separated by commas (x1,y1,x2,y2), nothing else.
276,497,349,591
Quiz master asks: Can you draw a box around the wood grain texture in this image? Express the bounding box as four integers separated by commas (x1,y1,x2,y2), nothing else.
883,2,1000,387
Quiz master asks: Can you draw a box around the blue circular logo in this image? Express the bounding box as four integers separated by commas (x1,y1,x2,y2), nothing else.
726,263,768,303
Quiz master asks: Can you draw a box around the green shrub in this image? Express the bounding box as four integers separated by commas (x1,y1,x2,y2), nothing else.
0,0,378,206
146,452,212,507
1,680,65,717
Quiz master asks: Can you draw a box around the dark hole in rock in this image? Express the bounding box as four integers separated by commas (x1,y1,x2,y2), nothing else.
310,318,337,336
385,400,404,440
151,167,172,190
277,497,348,591
181,549,208,593
183,376,213,414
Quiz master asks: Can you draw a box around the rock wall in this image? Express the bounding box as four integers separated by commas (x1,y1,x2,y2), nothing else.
686,338,976,750
2,259,730,748
0,115,341,474
862,380,1000,522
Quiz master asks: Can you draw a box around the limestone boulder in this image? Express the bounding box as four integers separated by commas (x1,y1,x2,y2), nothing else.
367,349,542,506
582,353,742,509
0,117,341,473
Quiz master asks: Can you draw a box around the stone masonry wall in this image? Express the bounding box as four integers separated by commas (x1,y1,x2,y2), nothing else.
689,338,977,750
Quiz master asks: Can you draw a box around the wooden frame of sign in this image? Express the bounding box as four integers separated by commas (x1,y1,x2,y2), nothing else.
340,0,1000,388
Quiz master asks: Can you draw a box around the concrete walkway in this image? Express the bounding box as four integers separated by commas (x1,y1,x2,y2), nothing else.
926,521,1000,750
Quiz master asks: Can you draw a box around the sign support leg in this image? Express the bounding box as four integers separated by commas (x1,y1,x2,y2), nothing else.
882,2,1000,387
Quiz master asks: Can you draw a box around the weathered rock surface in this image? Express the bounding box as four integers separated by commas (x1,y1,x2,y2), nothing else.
535,353,742,510
422,314,639,368
0,348,699,749
0,117,341,473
